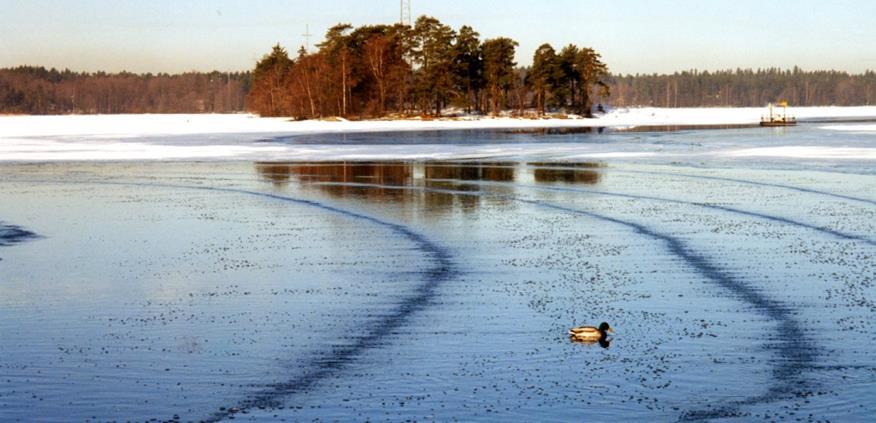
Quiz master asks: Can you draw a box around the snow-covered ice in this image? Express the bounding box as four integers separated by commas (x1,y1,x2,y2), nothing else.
820,124,876,132
1,107,876,163
3,106,876,138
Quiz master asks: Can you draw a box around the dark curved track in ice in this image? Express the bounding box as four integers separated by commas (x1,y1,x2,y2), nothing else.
311,180,817,421
0,222,38,262
425,178,876,247
0,222,38,248
614,169,876,208
195,186,455,422
8,180,454,422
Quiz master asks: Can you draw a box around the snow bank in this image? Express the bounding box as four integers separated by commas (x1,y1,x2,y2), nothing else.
2,106,876,139
820,124,876,132
606,106,876,125
720,146,876,160
2,107,876,163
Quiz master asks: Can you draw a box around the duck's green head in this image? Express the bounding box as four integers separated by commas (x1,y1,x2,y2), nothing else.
599,322,613,333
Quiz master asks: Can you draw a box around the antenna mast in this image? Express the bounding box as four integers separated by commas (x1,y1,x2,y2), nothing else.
400,0,412,26
302,24,313,52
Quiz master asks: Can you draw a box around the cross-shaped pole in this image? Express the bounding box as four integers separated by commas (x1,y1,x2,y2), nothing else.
302,24,313,52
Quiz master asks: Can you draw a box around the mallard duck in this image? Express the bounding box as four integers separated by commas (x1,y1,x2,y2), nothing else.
568,322,613,342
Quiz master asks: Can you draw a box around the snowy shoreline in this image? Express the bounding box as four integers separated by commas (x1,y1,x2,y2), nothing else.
2,106,876,138
1,107,875,163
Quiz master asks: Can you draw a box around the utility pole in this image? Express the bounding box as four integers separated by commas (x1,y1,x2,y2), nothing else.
400,0,412,26
302,24,313,52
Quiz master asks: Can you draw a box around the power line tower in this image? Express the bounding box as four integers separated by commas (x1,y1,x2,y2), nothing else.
400,0,412,26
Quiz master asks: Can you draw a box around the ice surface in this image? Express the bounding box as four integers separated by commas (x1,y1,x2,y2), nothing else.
821,124,876,132
2,110,876,421
1,161,874,421
1,107,876,163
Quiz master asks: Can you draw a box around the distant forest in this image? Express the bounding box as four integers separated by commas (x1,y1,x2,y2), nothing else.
608,68,876,108
1,17,874,116
0,66,250,114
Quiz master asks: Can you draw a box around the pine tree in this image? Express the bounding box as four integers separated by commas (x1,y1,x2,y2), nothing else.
572,47,609,116
482,37,518,116
249,44,293,116
411,16,456,115
526,43,559,115
319,24,354,116
452,25,484,113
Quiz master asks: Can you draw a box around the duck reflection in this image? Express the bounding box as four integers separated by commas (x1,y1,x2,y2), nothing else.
569,336,612,349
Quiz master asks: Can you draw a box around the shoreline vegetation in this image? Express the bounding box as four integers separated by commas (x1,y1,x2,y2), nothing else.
1,16,875,118
245,17,609,119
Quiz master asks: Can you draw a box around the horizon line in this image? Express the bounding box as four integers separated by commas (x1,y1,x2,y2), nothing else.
3,64,874,77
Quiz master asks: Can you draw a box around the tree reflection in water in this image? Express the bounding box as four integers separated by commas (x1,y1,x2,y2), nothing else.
254,161,603,212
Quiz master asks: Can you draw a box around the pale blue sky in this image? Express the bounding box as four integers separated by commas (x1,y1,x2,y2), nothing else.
2,0,874,74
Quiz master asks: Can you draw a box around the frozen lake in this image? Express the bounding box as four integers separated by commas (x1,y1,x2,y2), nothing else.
1,122,875,421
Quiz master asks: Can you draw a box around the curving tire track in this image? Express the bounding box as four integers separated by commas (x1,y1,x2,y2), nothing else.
612,169,876,208
0,222,38,248
503,165,875,208
189,186,456,422
0,222,38,263
8,175,834,420
308,180,819,420
7,179,455,422
424,178,876,247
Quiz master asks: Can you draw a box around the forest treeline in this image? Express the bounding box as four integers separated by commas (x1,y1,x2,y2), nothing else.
0,66,250,114
246,16,609,118
2,17,875,116
608,68,876,107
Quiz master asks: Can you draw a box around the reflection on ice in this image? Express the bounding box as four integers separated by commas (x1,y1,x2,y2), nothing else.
533,168,601,184
424,162,517,182
254,162,605,211
256,162,413,186
569,337,612,349
255,161,605,188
